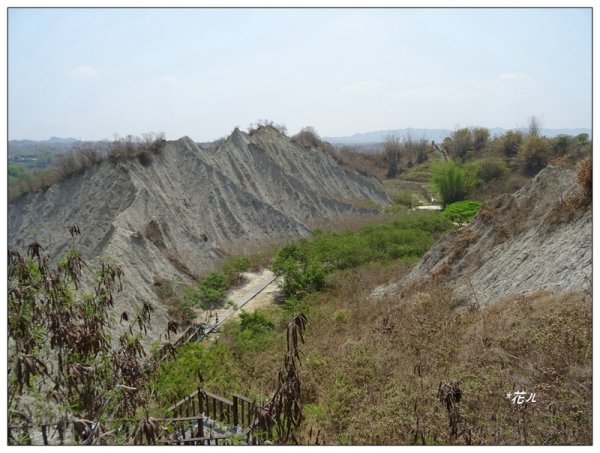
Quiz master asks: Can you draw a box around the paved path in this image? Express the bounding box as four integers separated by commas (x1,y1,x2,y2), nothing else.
195,269,280,333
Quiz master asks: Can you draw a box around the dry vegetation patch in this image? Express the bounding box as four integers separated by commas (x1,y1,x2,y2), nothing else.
296,270,591,445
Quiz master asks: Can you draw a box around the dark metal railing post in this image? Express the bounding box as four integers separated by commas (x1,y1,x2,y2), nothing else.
41,425,48,445
233,394,239,427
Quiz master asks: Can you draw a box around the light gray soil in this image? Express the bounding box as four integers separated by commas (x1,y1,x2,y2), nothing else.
374,166,592,306
8,127,389,340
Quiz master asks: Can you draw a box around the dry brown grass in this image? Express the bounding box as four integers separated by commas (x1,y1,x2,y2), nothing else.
325,146,388,179
543,156,592,227
291,267,592,445
447,227,481,265
576,156,592,205
153,277,194,326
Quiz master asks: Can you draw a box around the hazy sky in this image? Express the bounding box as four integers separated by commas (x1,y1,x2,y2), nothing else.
8,7,592,141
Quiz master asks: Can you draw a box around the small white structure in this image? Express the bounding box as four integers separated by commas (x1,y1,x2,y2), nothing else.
414,205,442,211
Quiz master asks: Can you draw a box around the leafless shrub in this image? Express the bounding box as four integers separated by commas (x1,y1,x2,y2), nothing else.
438,381,470,444
292,126,323,148
254,314,308,444
133,415,161,445
248,119,288,136
324,145,388,179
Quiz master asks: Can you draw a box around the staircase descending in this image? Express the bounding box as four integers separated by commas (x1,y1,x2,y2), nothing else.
155,388,261,445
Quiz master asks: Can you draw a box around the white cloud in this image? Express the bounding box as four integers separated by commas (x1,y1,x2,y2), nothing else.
66,65,99,79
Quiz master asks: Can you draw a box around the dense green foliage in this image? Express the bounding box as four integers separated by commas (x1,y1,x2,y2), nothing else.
442,200,481,223
184,272,230,310
152,341,240,410
430,160,468,207
272,211,454,298
239,310,275,333
271,243,327,298
150,308,282,411
232,310,277,356
222,256,251,285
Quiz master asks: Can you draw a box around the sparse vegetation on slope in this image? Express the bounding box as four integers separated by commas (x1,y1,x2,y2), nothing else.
297,278,591,445
8,133,165,200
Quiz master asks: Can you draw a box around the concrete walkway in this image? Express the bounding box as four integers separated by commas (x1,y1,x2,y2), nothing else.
195,269,280,332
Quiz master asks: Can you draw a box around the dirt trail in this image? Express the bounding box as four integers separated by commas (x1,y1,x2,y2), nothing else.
193,269,282,328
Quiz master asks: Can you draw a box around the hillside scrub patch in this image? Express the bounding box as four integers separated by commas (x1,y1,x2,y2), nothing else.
518,135,551,176
392,191,416,208
222,256,251,286
184,271,229,310
8,133,165,201
576,156,592,205
296,276,591,445
229,310,277,356
476,156,508,183
443,200,482,224
151,341,240,411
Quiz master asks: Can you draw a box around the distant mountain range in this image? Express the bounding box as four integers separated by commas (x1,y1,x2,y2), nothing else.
323,127,592,145
9,127,592,156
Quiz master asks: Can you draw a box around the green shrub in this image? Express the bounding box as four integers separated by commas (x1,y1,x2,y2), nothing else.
185,272,229,310
476,156,508,183
442,200,481,223
222,256,250,285
230,310,276,356
496,129,524,158
333,309,349,323
392,191,415,208
272,211,455,299
152,341,238,409
430,160,468,207
239,310,275,333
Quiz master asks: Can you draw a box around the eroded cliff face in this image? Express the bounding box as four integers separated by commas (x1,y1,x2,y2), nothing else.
374,165,592,306
8,127,391,338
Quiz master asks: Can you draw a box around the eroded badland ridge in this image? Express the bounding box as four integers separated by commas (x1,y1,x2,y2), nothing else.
375,165,592,305
8,126,390,336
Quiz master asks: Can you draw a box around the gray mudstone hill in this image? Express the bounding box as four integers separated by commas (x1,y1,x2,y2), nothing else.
8,126,390,338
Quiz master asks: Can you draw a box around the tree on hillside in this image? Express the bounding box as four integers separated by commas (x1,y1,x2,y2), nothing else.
248,119,288,136
496,129,524,158
383,134,402,178
518,135,551,176
472,127,490,153
527,116,542,137
292,127,324,149
444,128,473,162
